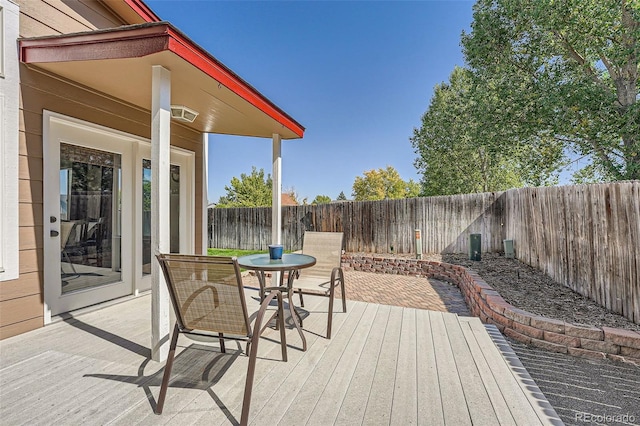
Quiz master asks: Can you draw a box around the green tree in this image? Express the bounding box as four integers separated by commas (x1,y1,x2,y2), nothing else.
216,167,272,208
461,0,640,180
336,191,348,201
411,66,559,195
312,195,332,205
352,166,420,201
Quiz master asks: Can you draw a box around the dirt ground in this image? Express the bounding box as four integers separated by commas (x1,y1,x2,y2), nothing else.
378,252,640,332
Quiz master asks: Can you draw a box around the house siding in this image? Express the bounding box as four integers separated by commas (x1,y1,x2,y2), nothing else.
1,0,204,339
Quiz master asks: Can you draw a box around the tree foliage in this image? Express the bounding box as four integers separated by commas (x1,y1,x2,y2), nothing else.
461,0,640,180
312,195,332,205
216,167,272,208
336,191,348,201
352,166,421,201
411,66,563,195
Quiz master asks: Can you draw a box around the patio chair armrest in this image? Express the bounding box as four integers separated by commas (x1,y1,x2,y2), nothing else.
330,266,344,285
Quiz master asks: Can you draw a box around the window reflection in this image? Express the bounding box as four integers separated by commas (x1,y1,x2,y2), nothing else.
60,143,122,294
142,160,180,276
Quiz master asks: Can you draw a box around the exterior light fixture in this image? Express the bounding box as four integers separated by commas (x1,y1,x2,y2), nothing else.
170,105,199,123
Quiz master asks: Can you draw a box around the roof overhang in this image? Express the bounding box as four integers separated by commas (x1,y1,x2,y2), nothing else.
19,22,305,139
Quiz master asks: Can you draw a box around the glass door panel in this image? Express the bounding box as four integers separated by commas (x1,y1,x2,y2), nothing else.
141,159,181,276
60,143,122,293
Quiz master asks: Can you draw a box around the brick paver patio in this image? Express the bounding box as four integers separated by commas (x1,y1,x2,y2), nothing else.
244,270,471,316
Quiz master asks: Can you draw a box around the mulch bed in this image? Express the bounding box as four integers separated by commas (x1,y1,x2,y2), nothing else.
373,252,640,332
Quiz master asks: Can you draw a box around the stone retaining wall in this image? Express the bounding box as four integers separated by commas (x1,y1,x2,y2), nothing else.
342,254,640,366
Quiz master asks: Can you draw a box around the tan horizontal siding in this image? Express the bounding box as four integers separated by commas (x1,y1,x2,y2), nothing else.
19,130,43,157
41,0,124,29
19,0,94,35
0,272,42,302
19,203,43,227
18,179,43,204
19,11,61,38
19,226,43,251
19,249,42,275
0,317,43,340
19,154,42,181
0,294,43,328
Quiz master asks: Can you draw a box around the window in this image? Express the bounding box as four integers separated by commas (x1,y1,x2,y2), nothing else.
0,0,19,280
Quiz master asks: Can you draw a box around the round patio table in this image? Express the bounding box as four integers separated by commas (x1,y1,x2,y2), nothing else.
237,253,316,351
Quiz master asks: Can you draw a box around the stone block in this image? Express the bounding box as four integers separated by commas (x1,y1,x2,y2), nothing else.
530,316,565,334
489,312,513,329
620,346,640,360
529,337,568,354
606,354,640,367
503,307,533,325
486,295,511,315
564,323,604,340
504,327,531,344
486,318,505,333
480,289,501,300
580,338,620,354
567,347,607,361
513,321,545,340
544,331,580,347
602,327,640,349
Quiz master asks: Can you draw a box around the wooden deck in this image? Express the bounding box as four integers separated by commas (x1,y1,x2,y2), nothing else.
0,290,562,425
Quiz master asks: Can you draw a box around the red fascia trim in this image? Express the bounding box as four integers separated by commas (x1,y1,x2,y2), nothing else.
166,28,305,138
124,0,161,22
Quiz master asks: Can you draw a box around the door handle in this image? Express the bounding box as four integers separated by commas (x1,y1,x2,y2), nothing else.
50,230,59,237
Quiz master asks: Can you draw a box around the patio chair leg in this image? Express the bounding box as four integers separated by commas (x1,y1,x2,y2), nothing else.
341,278,347,312
298,291,305,307
218,332,226,353
155,323,180,415
327,286,335,339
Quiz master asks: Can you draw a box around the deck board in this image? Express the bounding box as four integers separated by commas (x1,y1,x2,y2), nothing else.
429,310,473,425
415,308,444,425
246,298,361,426
333,304,390,426
361,305,403,425
306,303,379,426
442,313,500,424
390,307,418,425
0,291,562,426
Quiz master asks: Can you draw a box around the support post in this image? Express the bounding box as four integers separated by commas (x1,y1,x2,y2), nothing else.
272,133,282,285
151,65,171,362
202,133,209,254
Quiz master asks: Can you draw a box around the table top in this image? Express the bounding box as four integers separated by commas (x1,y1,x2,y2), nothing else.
237,253,316,271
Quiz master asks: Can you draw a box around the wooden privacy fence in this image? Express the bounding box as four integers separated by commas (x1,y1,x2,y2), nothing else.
209,181,640,324
504,182,640,325
209,192,506,254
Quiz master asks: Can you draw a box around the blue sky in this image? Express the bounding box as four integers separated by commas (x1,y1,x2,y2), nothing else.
146,0,475,203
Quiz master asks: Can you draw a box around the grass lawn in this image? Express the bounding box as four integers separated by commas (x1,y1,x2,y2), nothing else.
207,248,265,257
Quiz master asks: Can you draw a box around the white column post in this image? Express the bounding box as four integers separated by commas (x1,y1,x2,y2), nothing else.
202,133,209,254
272,134,282,286
151,65,171,362
272,133,282,245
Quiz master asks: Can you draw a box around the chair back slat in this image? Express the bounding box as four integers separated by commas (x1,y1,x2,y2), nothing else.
157,254,250,336
301,232,344,277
